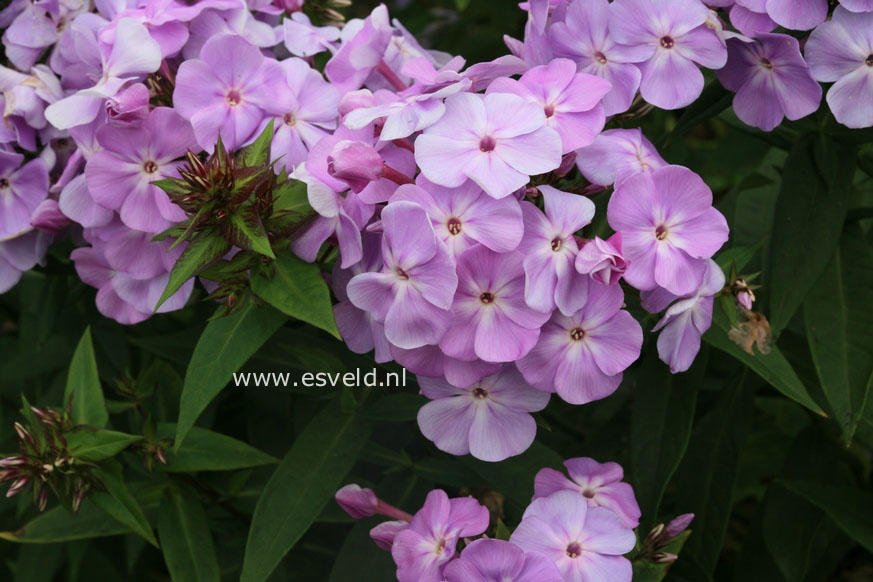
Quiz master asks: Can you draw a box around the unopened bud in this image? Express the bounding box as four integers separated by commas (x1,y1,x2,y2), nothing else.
155,446,168,465
737,289,754,310
327,140,384,193
653,552,678,564
645,523,665,545
14,422,33,444
335,484,379,519
369,520,409,551
6,476,29,497
664,513,695,539
0,456,27,468
37,488,48,511
555,152,577,177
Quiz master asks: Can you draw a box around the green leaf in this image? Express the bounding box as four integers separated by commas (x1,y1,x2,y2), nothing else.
91,461,158,547
241,398,371,582
65,427,142,462
672,372,754,573
271,179,309,215
250,251,340,339
156,232,232,310
0,500,147,543
494,519,512,541
157,423,277,472
780,480,873,554
226,209,275,258
363,393,427,422
158,485,220,582
64,327,108,428
804,227,873,444
175,303,288,450
767,135,856,335
239,119,274,167
631,353,703,530
704,308,823,414
150,178,188,198
328,520,397,582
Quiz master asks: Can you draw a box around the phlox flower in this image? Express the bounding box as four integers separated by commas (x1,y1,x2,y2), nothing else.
642,259,725,373
346,201,458,350
510,490,636,582
439,245,551,363
415,92,562,200
84,107,197,233
729,1,776,38
291,164,374,269
609,0,727,110
325,5,393,94
549,0,651,116
0,150,49,241
257,58,340,173
71,220,193,324
391,344,501,389
519,186,594,315
805,7,873,129
0,230,50,293
717,34,822,132
391,489,490,582
764,0,826,31
417,366,550,462
575,128,666,187
607,165,728,296
443,539,563,582
390,178,523,258
282,12,340,58
534,457,642,528
575,234,627,286
45,18,161,130
174,34,293,151
332,232,391,362
840,0,873,11
487,58,610,154
517,280,642,405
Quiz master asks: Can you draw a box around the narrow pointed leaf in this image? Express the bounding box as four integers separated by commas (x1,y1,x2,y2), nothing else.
158,486,220,582
156,232,231,310
175,303,288,450
91,461,158,547
64,327,108,428
241,399,371,582
780,480,873,554
65,427,142,462
157,423,277,472
251,251,340,339
704,309,822,414
767,135,855,335
804,227,873,444
227,209,275,258
239,120,274,167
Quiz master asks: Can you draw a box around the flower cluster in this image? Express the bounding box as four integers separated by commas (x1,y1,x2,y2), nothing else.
334,457,693,582
0,0,741,461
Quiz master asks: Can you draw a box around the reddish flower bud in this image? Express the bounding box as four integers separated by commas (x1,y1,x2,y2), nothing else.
6,476,29,497
335,484,379,518
664,513,695,539
369,519,409,551
327,140,384,193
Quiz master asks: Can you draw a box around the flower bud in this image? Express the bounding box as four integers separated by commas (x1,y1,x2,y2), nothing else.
737,288,754,310
653,552,678,564
31,199,71,235
339,90,379,117
555,151,577,177
0,456,27,468
6,476,29,497
105,83,150,127
369,519,409,551
327,140,384,193
335,484,379,518
575,234,627,285
664,512,695,539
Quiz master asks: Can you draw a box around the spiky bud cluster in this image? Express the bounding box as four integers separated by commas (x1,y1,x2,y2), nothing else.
1,400,99,512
